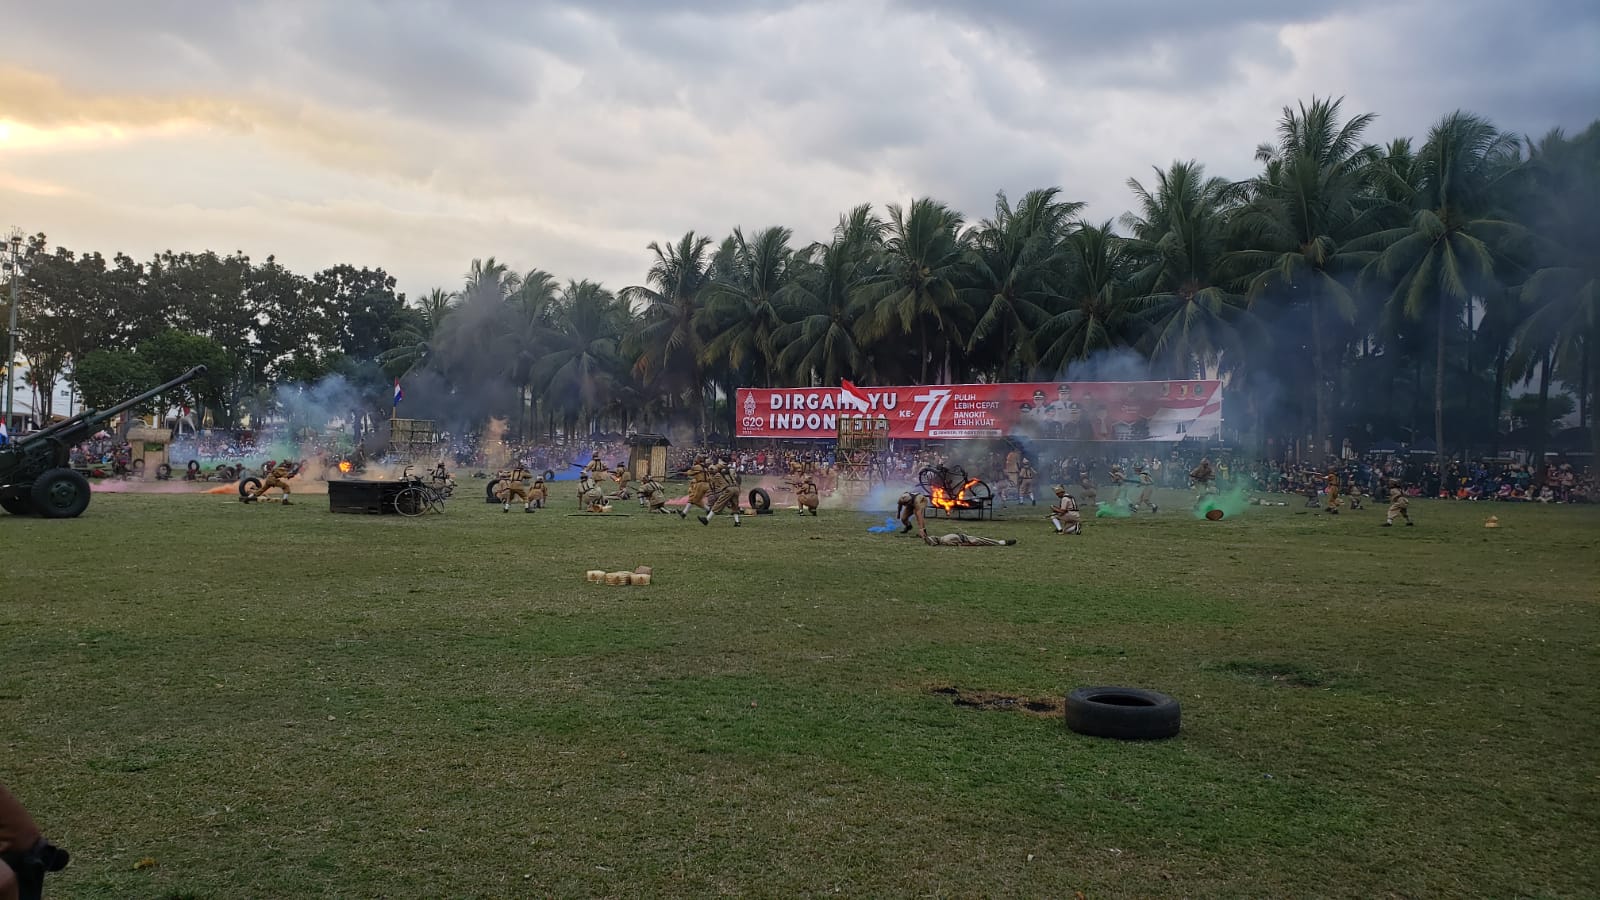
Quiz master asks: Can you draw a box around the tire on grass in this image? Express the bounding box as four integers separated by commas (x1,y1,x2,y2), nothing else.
30,467,93,519
156,463,173,480
1064,686,1180,740
486,478,502,503
239,476,262,499
748,487,771,513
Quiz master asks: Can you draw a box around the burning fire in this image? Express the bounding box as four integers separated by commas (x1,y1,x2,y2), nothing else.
930,478,983,512
338,460,352,474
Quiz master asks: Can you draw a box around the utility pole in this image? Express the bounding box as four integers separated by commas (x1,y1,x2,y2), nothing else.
3,227,23,437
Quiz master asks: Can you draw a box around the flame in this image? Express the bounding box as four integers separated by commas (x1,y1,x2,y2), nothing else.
338,460,352,474
930,478,983,512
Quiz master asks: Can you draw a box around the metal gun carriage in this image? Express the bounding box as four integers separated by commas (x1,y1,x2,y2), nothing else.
0,366,207,518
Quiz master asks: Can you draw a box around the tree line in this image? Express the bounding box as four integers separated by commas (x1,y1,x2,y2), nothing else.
5,98,1596,461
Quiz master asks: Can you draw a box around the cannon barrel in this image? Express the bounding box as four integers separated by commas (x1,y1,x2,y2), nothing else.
28,365,208,443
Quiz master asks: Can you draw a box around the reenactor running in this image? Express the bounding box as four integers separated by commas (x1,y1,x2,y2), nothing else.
795,475,820,516
699,462,742,526
1131,467,1157,513
1383,481,1414,527
897,491,930,538
1017,458,1038,505
1323,467,1341,514
1189,457,1216,504
245,461,295,504
679,456,712,520
1050,485,1082,535
495,464,536,512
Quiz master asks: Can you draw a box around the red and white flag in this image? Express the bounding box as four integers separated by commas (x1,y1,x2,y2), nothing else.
839,378,870,412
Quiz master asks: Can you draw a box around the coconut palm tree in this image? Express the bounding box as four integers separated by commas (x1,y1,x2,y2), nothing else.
851,198,970,384
962,188,1083,380
773,237,869,386
620,232,715,430
532,280,628,435
1509,124,1600,459
461,257,521,306
1034,221,1143,373
1232,97,1380,452
378,287,456,377
1121,161,1252,377
699,226,796,387
1358,111,1525,461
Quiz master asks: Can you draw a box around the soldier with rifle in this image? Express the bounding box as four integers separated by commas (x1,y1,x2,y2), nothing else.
698,462,742,526
245,461,296,505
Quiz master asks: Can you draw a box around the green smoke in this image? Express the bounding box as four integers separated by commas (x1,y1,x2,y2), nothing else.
1193,484,1253,520
1095,501,1132,518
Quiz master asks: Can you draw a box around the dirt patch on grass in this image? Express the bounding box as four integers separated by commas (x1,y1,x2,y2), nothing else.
930,685,1063,717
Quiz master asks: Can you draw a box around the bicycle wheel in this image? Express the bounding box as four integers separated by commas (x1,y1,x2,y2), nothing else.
393,486,429,517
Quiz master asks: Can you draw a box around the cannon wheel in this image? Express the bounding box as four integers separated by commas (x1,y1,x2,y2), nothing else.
31,468,93,518
0,496,35,516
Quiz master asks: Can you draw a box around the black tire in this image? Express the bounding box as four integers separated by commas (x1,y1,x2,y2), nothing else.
30,468,93,519
1064,686,1180,740
486,478,502,503
239,476,262,498
186,459,201,474
0,496,35,516
748,487,771,512
155,463,173,480
543,469,555,482
216,465,235,482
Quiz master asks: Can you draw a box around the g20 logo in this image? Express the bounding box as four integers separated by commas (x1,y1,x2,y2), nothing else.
741,416,765,429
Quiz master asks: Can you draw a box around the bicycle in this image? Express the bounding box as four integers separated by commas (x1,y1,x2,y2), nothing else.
393,465,450,517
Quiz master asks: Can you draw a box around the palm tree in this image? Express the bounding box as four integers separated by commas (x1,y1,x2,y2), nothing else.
852,198,970,384
532,280,628,435
1034,221,1143,373
1510,124,1600,460
1121,161,1251,377
699,226,796,386
1358,111,1525,461
773,237,868,386
620,232,715,431
378,287,456,377
962,188,1083,380
1232,97,1380,454
461,257,521,306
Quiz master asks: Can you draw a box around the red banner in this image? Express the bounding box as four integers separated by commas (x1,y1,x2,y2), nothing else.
735,381,1222,441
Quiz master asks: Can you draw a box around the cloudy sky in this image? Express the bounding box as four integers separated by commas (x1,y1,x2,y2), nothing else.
1,0,1595,299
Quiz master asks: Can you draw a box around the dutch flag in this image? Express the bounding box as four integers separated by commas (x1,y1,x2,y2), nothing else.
393,379,404,408
0,420,8,444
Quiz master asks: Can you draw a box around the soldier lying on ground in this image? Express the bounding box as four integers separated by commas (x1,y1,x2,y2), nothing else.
923,532,1017,546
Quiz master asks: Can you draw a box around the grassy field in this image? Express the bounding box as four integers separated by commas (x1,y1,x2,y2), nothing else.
2,486,1597,898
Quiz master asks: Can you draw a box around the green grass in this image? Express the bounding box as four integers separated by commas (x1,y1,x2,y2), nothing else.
2,488,1597,898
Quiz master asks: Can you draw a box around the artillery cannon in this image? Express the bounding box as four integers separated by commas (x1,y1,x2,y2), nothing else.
0,366,207,518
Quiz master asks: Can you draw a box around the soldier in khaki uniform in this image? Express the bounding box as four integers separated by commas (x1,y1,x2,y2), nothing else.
580,476,609,512
529,476,548,509
1077,470,1098,508
1323,467,1341,514
1347,477,1365,510
897,491,930,537
1383,481,1414,527
795,475,819,516
923,532,1017,546
1108,464,1127,506
1050,485,1082,535
699,463,742,526
246,462,295,504
1131,467,1157,513
1189,457,1217,505
639,476,670,513
679,456,711,520
608,464,633,501
1017,458,1038,505
495,464,535,512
